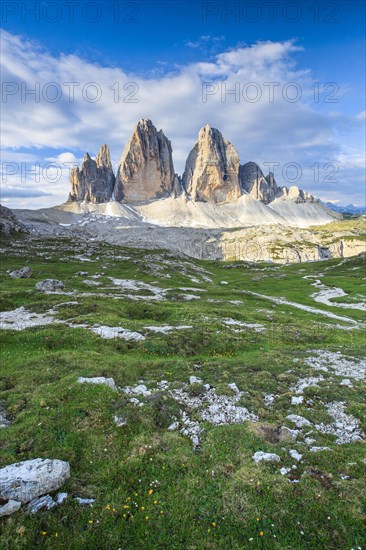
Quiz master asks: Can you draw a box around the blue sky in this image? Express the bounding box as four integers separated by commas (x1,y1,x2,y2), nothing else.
1,0,365,207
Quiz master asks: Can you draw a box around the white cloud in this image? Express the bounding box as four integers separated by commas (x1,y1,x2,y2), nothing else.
1,30,364,208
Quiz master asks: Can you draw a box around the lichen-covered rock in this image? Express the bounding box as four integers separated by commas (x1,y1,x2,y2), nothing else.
0,458,70,504
10,266,32,278
69,144,115,203
0,499,22,517
35,279,64,292
114,119,175,203
182,125,241,203
26,494,57,514
252,451,281,463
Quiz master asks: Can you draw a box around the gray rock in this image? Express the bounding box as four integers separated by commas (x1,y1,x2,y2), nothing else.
289,449,302,462
36,279,64,292
0,458,70,504
55,492,68,504
253,451,281,463
10,266,32,278
114,119,175,203
74,497,95,505
69,145,115,203
291,396,304,405
0,205,29,236
227,383,239,394
240,162,277,204
123,384,151,397
167,421,179,431
77,377,117,391
0,499,22,517
189,376,202,385
286,414,312,428
113,415,126,427
26,494,57,514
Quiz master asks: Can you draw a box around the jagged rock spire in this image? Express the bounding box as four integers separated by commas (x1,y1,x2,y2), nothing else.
182,124,241,203
114,119,175,203
69,144,115,203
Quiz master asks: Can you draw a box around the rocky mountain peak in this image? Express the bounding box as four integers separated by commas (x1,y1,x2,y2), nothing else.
96,144,113,169
69,144,115,204
114,119,175,203
239,162,278,204
182,125,241,204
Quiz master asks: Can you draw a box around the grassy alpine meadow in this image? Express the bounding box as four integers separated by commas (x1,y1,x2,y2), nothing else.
0,235,365,549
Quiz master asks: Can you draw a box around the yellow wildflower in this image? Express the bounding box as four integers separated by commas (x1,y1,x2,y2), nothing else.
148,489,153,495
259,531,264,537
41,532,47,536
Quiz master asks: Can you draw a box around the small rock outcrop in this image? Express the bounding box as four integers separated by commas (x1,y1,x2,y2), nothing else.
0,458,70,509
77,376,117,390
240,163,315,204
114,119,175,203
182,125,241,203
69,144,115,203
0,205,29,236
277,185,315,203
36,279,65,292
10,266,32,279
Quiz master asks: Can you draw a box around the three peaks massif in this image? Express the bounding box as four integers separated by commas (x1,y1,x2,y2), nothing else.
66,118,331,229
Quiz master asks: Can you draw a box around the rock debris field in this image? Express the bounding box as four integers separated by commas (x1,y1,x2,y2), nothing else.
0,236,365,549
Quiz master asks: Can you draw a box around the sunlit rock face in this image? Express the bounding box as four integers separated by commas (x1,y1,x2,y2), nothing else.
182,125,241,204
114,119,175,203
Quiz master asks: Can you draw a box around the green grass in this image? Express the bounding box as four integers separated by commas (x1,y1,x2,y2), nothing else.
0,235,365,549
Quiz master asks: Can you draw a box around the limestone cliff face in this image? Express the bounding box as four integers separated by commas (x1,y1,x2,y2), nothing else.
239,162,315,204
239,162,278,204
114,119,175,203
69,144,115,203
182,125,241,204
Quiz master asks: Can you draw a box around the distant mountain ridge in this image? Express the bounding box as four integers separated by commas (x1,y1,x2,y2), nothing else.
322,202,366,215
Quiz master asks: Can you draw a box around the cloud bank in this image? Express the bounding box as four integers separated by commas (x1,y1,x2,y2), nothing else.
1,30,364,208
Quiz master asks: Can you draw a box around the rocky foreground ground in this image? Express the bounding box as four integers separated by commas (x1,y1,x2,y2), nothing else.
0,233,365,548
